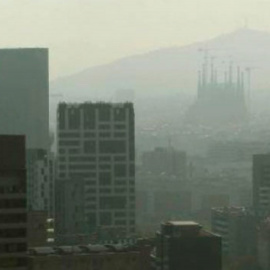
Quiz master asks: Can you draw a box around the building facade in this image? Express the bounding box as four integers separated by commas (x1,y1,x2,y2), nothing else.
253,154,270,219
27,150,55,219
28,211,48,248
142,147,187,179
257,217,270,270
211,207,256,260
0,135,28,269
136,174,192,234
55,178,86,244
28,245,141,270
0,49,52,231
56,102,135,242
0,48,49,150
152,221,221,270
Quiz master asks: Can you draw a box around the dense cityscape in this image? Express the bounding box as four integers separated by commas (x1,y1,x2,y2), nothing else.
0,38,266,270
2,2,270,269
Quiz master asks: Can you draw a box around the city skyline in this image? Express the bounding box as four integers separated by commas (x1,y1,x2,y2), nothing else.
1,0,270,79
0,2,270,268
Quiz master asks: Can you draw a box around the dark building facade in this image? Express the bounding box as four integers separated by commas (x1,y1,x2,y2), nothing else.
26,150,55,220
28,211,48,248
0,48,49,150
55,178,86,244
257,217,270,270
56,102,135,242
28,244,141,270
211,207,256,261
253,154,270,219
0,135,28,269
152,221,221,270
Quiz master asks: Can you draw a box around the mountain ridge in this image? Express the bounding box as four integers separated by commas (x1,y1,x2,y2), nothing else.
50,28,270,100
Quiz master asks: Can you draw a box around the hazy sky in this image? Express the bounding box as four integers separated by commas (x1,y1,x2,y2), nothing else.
1,0,270,79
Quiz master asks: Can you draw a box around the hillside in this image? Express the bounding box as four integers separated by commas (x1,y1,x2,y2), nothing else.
50,28,270,101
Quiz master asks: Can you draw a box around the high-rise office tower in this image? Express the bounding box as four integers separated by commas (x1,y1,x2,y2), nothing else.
0,135,28,269
152,221,221,270
0,48,53,221
56,102,135,241
0,48,49,150
253,154,270,218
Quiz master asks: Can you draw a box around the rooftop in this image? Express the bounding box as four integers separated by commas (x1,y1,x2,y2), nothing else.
59,101,133,109
160,220,219,238
165,221,199,226
212,206,251,217
28,244,134,256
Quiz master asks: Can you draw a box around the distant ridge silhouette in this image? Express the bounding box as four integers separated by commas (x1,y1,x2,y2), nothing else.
51,28,270,100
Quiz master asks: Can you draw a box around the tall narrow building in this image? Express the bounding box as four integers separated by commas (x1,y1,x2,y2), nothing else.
56,102,135,242
0,49,53,222
0,48,49,150
0,135,28,269
253,154,270,218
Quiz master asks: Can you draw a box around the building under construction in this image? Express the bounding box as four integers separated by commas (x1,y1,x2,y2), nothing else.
186,54,249,127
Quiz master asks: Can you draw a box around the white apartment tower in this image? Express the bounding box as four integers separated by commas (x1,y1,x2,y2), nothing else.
56,102,135,241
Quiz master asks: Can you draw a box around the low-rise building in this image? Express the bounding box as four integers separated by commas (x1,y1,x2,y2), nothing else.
28,244,142,270
151,221,221,270
211,207,256,260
